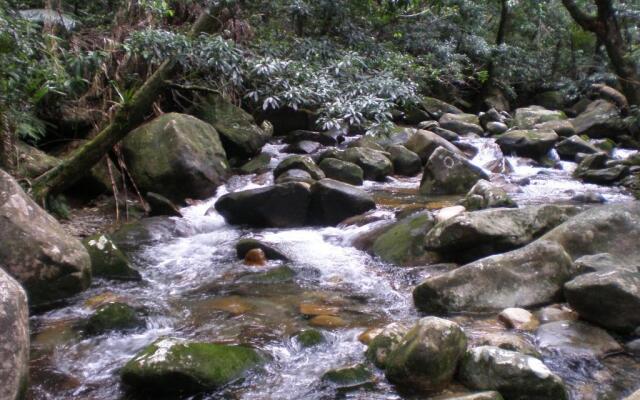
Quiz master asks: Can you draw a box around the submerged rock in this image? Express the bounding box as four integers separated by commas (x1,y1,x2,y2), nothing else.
84,302,144,335
122,113,229,203
0,170,91,308
0,268,29,400
322,364,375,390
432,392,504,400
294,329,325,348
420,147,490,195
385,317,467,392
318,158,364,186
413,241,574,313
458,346,568,400
309,179,375,226
235,238,289,261
82,234,141,281
423,205,576,263
564,269,640,333
215,182,311,228
536,320,622,359
121,339,262,396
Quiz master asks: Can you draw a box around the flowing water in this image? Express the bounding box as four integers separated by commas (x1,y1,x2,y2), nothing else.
28,137,640,400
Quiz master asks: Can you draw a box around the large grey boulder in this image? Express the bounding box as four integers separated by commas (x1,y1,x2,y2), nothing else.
439,113,484,136
564,269,640,333
458,346,568,400
572,100,628,139
513,106,566,129
0,268,29,400
421,97,463,120
424,205,576,263
122,113,229,203
274,155,325,181
215,183,311,228
555,135,600,160
385,317,467,392
496,130,559,161
337,147,393,181
413,241,574,313
420,147,490,195
365,322,410,368
404,129,463,163
308,179,376,226
386,145,422,176
192,95,269,159
0,170,91,307
318,158,364,186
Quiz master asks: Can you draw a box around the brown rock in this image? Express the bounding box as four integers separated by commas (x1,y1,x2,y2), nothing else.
244,248,267,266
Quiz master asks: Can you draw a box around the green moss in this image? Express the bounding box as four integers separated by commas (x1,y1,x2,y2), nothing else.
85,302,144,335
83,234,141,281
372,212,436,266
239,266,296,284
294,329,325,348
121,339,263,396
239,153,272,174
322,364,374,389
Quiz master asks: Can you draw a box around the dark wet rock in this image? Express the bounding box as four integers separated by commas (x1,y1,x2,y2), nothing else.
284,129,339,146
110,217,195,254
534,90,566,110
513,106,566,129
0,268,29,400
337,147,393,181
535,304,579,324
424,205,577,263
322,364,375,390
274,155,325,181
575,152,609,174
84,302,144,335
496,130,559,161
294,329,325,348
592,138,617,154
432,126,461,142
414,241,574,313
239,153,272,175
83,234,141,281
236,238,289,261
498,308,540,331
365,322,410,368
192,95,269,159
454,141,481,159
146,192,183,217
420,147,490,195
460,180,517,211
309,179,376,226
238,265,296,284
284,140,321,155
347,136,386,151
555,135,600,160
243,248,267,266
386,145,422,176
421,97,463,120
122,113,229,204
536,320,622,359
475,332,539,357
625,339,640,356
571,190,606,204
439,113,484,136
215,183,311,228
572,100,628,139
318,158,364,186
578,165,628,185
371,211,438,266
0,170,91,308
121,339,262,396
533,120,576,137
458,346,568,400
486,121,508,135
564,270,640,333
275,169,315,185
405,129,463,163
385,317,467,392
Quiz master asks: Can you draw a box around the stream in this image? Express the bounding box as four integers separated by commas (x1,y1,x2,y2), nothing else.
28,136,640,400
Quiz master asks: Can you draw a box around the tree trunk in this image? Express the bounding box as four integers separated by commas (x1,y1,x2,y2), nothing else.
562,0,640,106
480,0,509,109
30,10,219,203
0,109,16,174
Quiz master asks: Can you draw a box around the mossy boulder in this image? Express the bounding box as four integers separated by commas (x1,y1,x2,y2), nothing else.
572,99,628,139
385,317,467,392
404,129,462,163
365,322,410,368
15,141,61,179
274,155,325,181
239,153,272,175
294,329,325,348
439,113,484,136
496,130,559,161
322,364,375,390
193,95,269,159
319,158,364,186
238,266,296,284
122,113,229,204
84,302,144,335
421,97,463,120
513,106,566,129
420,147,490,195
336,147,393,181
386,145,422,176
121,338,263,396
83,234,141,281
371,211,438,266
460,180,516,211
309,179,376,226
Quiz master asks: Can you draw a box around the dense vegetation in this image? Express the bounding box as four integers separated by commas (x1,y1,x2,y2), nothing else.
0,0,639,186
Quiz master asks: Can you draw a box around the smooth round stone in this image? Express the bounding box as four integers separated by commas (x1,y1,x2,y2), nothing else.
536,304,579,323
209,297,253,315
299,303,339,317
310,315,347,328
498,308,540,331
244,248,267,266
358,327,384,345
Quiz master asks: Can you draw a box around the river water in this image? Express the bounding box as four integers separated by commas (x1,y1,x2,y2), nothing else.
28,137,640,400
